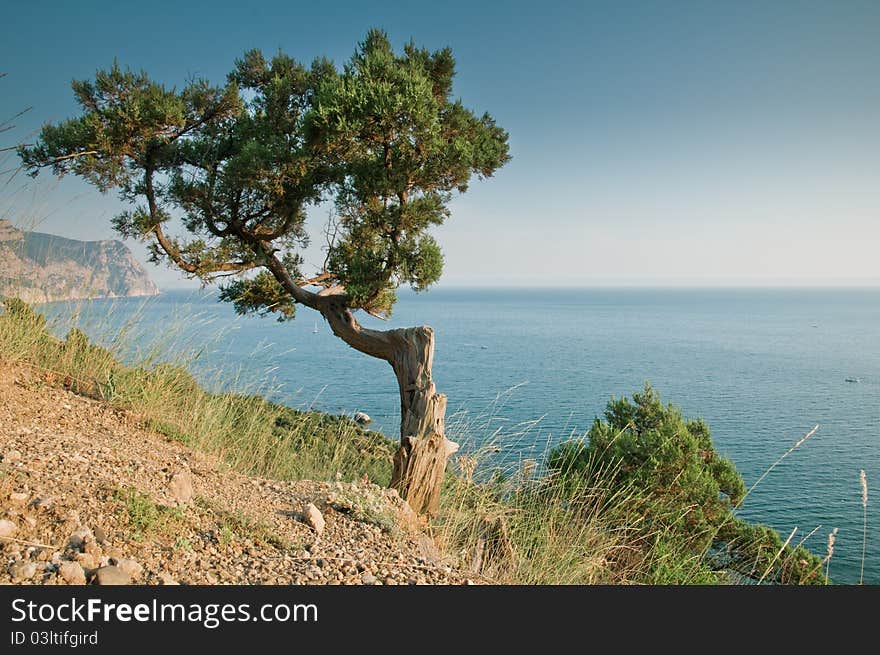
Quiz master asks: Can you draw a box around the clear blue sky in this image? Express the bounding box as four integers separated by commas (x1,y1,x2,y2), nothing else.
2,0,878,287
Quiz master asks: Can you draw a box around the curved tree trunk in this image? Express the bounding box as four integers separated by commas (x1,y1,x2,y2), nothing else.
387,326,459,516
311,292,458,515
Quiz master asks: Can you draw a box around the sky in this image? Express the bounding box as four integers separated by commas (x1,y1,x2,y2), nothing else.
1,0,878,288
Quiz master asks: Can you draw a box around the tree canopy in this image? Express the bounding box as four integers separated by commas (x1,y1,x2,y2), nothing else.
20,29,510,319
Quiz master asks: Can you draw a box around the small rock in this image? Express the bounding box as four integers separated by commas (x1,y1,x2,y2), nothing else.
0,519,18,539
159,573,179,585
9,560,37,582
68,526,93,550
59,562,87,585
168,470,194,504
115,558,143,580
360,572,377,585
22,516,37,529
92,566,131,585
93,526,107,545
2,449,22,463
105,547,123,560
73,552,98,569
303,503,325,535
84,541,102,558
9,492,28,504
30,497,54,511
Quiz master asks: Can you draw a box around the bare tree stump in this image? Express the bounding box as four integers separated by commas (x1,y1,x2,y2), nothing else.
388,326,458,515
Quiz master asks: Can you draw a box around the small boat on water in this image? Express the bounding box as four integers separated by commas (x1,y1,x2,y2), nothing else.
313,321,319,334
845,377,861,383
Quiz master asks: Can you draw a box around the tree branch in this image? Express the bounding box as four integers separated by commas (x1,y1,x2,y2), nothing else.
259,245,394,361
38,150,100,165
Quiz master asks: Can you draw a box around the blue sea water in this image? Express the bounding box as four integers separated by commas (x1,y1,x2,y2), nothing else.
41,287,879,584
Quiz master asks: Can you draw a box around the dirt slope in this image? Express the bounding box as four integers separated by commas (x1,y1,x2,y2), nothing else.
0,361,472,585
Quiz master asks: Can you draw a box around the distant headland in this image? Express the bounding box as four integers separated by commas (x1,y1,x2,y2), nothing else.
0,219,158,303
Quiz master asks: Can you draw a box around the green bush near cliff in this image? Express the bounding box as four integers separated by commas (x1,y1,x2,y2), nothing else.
547,384,826,584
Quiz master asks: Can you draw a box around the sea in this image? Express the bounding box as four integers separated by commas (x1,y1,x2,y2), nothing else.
40,287,879,584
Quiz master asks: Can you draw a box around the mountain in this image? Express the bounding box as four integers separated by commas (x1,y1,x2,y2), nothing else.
0,220,159,303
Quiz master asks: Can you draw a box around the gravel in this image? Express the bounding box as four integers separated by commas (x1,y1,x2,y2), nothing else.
0,362,475,586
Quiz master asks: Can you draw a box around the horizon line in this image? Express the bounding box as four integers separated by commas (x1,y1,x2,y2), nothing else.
155,282,880,292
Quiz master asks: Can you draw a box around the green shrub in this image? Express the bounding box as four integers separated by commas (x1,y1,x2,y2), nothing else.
548,383,825,584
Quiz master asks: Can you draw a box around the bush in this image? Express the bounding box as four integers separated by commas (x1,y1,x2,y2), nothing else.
548,383,825,584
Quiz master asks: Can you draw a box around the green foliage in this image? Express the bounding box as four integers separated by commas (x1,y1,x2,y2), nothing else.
548,383,826,584
113,487,184,540
310,30,510,311
20,30,510,319
195,497,298,551
326,483,399,534
218,271,297,321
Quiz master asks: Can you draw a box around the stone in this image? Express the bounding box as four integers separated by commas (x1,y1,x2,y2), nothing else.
93,526,107,545
73,552,98,569
2,449,22,463
302,503,325,535
92,566,131,585
168,470,194,504
30,497,54,511
58,561,87,585
360,572,377,585
105,547,124,560
84,541,102,558
9,491,28,504
0,519,18,539
9,560,37,581
68,526,93,550
115,558,143,580
159,573,179,586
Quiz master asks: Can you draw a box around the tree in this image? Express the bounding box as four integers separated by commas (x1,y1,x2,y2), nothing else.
548,384,825,583
19,30,510,514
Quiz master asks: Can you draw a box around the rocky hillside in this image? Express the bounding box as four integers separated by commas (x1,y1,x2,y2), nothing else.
0,220,158,304
0,361,475,586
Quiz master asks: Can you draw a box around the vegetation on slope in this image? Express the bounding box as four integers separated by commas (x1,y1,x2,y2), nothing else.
0,298,829,584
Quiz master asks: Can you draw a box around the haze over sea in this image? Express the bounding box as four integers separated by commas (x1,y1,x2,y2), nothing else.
44,287,879,583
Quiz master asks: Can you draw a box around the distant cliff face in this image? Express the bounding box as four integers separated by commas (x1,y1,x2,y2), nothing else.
0,220,159,304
